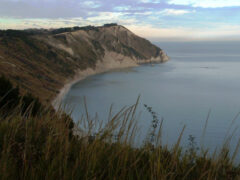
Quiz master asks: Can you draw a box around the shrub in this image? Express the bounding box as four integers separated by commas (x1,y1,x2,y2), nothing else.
0,75,20,112
0,75,43,116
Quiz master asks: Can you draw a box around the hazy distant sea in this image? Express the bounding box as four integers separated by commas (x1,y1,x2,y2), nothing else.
62,41,240,152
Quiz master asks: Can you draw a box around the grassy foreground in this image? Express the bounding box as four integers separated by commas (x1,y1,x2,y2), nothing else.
1,104,240,179
1,78,240,179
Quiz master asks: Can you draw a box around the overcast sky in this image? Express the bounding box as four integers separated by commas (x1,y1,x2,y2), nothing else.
1,0,240,41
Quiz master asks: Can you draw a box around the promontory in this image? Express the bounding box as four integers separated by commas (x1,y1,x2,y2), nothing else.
0,24,169,105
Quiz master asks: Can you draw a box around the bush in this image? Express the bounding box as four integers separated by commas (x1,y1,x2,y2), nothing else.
0,75,43,116
0,75,20,112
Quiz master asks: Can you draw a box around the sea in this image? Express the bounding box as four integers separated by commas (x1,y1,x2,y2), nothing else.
62,41,240,153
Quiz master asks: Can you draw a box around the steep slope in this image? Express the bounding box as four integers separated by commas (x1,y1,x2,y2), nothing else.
0,24,169,104
0,31,83,103
39,25,168,66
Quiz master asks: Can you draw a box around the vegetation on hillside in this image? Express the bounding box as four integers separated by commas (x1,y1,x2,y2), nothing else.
1,77,240,179
0,75,43,116
0,25,166,103
0,32,80,102
0,23,118,37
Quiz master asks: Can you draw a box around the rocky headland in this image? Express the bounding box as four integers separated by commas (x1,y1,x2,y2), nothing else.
0,24,169,106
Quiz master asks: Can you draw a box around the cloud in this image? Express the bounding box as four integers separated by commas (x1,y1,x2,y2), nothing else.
140,0,161,3
114,6,131,11
82,1,102,8
3,15,239,41
86,12,138,25
161,9,195,15
126,24,240,41
0,17,88,30
0,0,240,40
168,0,240,8
87,12,126,22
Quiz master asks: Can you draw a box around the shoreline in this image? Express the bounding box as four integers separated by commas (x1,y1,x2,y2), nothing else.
52,51,169,109
52,63,139,109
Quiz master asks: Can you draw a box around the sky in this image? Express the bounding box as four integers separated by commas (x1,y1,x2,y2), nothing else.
0,0,240,41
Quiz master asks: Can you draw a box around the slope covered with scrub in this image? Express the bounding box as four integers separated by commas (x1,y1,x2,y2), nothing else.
0,24,168,103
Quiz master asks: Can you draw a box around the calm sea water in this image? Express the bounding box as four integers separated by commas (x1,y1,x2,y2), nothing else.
62,41,240,151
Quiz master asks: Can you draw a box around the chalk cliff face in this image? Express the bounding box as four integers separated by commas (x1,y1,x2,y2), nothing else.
0,24,169,103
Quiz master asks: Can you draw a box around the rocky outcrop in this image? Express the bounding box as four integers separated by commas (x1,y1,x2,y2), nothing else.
39,25,169,68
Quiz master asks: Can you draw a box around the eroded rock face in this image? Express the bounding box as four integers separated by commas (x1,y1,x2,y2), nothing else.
41,24,169,67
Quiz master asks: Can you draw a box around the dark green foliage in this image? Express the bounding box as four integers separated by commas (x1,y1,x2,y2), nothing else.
0,29,48,37
0,30,40,51
186,135,199,165
21,93,42,117
50,25,99,34
0,25,100,38
0,75,20,112
0,75,43,116
0,30,30,38
103,23,118,27
51,27,76,34
144,104,160,144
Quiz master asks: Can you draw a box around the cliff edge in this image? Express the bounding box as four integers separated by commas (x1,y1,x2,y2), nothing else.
0,24,169,104
40,24,169,67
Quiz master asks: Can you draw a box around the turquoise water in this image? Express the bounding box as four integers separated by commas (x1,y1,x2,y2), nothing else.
62,41,240,151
